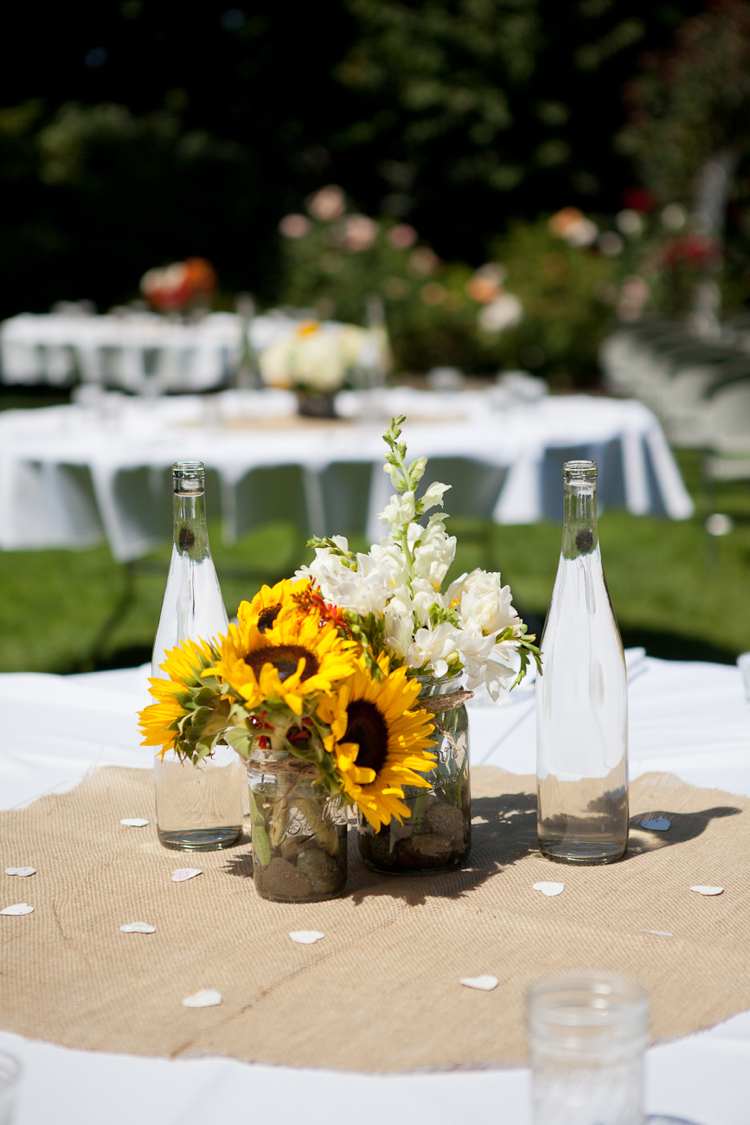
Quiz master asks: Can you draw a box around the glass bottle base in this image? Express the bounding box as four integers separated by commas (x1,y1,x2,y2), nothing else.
157,826,243,851
539,839,626,865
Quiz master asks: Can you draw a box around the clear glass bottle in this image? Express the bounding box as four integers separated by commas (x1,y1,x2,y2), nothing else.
152,461,244,851
536,460,628,864
358,674,471,875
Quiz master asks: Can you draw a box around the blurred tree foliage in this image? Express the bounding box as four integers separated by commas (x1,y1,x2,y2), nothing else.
0,0,704,320
619,0,750,206
617,1,750,312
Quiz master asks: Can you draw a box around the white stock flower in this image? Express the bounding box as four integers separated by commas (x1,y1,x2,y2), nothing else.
448,568,520,638
296,541,391,616
406,621,462,677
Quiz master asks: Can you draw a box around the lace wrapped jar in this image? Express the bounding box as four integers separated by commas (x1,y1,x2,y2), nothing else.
247,745,347,903
358,674,471,874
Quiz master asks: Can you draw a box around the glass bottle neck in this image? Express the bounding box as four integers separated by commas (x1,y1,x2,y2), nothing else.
173,490,211,562
561,479,598,560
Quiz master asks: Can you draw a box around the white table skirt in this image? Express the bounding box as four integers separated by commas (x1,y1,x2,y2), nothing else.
0,389,693,561
1,653,748,1123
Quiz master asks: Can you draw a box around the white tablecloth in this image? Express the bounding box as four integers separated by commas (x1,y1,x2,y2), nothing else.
2,653,749,1123
0,312,302,394
0,389,693,561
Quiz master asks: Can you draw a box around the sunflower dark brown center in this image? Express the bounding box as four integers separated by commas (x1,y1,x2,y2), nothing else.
257,604,281,633
244,644,319,683
344,700,389,777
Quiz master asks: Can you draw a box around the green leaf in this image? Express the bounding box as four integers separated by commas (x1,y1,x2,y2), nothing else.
248,790,271,867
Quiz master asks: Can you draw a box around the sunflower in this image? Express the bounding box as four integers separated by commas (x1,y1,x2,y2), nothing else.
139,637,217,756
237,578,308,635
318,658,436,830
205,608,357,716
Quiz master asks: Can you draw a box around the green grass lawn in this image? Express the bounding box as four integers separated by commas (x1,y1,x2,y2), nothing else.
1,394,749,672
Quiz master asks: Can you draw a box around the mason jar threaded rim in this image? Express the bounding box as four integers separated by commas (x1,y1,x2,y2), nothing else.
528,971,649,1050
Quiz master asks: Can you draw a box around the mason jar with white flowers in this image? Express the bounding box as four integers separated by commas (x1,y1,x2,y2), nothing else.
298,416,541,877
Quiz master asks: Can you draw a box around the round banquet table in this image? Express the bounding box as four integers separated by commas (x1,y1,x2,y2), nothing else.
1,650,749,1125
0,387,693,561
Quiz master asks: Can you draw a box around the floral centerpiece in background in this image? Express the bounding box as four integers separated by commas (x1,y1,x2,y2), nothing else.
139,417,539,894
140,257,217,315
258,317,389,418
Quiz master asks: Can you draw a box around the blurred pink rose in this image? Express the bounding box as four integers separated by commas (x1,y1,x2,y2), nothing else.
387,224,418,250
342,214,379,252
307,184,346,222
279,213,312,238
409,247,440,275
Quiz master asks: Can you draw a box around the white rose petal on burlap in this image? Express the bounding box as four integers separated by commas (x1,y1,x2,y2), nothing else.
182,989,222,1009
641,818,671,831
533,881,565,897
120,818,149,828
690,885,724,896
4,869,18,876
642,929,673,937
289,931,325,944
460,975,499,992
172,869,202,882
15,867,36,877
1,903,34,915
120,922,156,934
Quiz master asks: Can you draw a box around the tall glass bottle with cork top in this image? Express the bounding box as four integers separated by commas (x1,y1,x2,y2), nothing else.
536,460,628,864
152,461,244,850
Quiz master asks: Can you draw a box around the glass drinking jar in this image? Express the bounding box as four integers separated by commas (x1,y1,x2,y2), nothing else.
358,673,471,875
247,750,347,902
154,742,245,851
528,972,649,1125
0,1052,20,1125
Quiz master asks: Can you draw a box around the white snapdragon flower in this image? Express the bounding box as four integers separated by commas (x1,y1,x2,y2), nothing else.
447,568,520,639
413,515,456,589
406,621,462,677
410,577,442,627
369,538,410,589
380,490,416,534
383,584,415,659
420,481,451,512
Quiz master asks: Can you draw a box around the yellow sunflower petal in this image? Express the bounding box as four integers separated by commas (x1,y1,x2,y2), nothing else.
326,655,436,830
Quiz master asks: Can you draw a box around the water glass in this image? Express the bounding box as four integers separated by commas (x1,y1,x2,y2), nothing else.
528,972,649,1125
736,652,750,704
0,1053,21,1125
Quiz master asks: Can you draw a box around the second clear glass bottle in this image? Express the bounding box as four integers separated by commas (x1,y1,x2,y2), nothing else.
536,460,628,864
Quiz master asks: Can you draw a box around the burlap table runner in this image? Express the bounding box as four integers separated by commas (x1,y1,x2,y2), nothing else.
2,765,748,1072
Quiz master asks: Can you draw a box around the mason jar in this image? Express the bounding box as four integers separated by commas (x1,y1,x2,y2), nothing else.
247,750,347,902
358,673,471,875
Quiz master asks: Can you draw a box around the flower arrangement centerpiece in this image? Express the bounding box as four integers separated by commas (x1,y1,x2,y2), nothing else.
140,258,217,316
258,318,386,418
139,417,539,895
